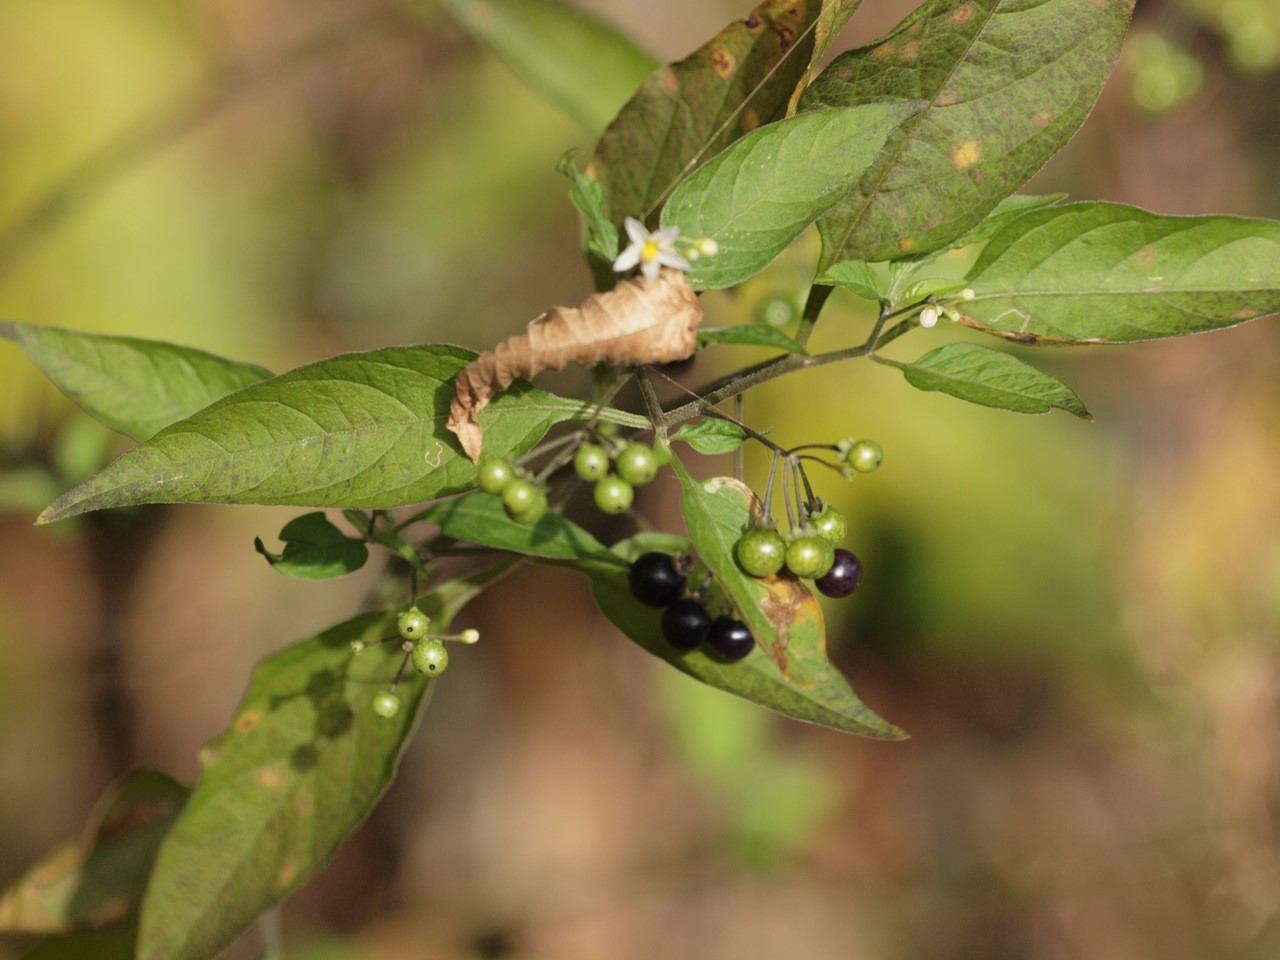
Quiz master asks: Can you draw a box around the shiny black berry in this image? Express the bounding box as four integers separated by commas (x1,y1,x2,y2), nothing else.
814,548,863,598
706,617,754,662
661,599,711,651
628,552,686,607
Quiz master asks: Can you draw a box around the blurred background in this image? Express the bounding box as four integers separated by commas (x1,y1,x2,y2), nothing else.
1,0,1278,958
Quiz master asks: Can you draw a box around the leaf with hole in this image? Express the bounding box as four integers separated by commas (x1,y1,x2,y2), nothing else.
961,203,1280,344
880,342,1090,418
802,0,1134,266
0,321,270,442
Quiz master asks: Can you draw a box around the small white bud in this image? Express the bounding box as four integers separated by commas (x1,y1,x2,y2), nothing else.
960,288,975,300
920,306,940,328
459,628,481,645
696,237,719,256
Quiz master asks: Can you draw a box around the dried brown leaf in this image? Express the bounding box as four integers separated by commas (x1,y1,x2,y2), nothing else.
448,269,703,461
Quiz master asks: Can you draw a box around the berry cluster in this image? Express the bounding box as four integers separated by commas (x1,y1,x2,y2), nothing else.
628,552,755,662
576,440,664,515
366,605,481,718
730,436,879,599
478,458,548,525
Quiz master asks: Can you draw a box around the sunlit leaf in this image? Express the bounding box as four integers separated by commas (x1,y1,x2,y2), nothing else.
0,772,187,934
803,0,1134,266
443,0,657,134
136,572,496,960
254,512,369,580
0,321,270,442
558,150,619,264
661,102,919,289
961,203,1280,344
817,259,883,301
38,345,644,524
911,192,1068,260
591,0,826,229
698,325,807,354
670,419,748,456
880,342,1091,417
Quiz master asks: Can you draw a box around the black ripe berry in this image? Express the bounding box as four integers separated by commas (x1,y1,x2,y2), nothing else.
706,617,754,662
661,599,711,651
628,552,686,607
814,548,863,598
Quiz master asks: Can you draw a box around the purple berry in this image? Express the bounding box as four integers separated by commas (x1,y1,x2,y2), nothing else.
706,617,754,662
628,552,686,607
661,599,711,650
814,548,862,598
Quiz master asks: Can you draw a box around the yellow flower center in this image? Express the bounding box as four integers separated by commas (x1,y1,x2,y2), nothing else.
641,240,660,261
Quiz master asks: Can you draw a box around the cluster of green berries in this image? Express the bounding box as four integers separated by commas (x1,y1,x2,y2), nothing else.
367,606,480,718
478,458,548,525
734,504,862,599
574,440,665,515
628,552,755,662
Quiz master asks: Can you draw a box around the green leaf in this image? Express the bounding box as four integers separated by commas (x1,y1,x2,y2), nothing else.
817,259,883,301
638,461,904,737
558,150,619,263
0,772,187,934
37,345,644,524
661,102,920,289
698,325,807,354
254,512,369,580
136,573,493,960
418,490,617,563
802,0,1134,266
670,419,748,456
0,321,270,442
881,343,1091,418
441,0,656,134
590,0,826,228
960,203,1280,344
913,192,1068,259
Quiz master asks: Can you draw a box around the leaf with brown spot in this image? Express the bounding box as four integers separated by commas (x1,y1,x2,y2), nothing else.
136,571,502,960
589,0,825,231
802,0,1135,266
585,458,904,737
447,268,702,461
0,772,187,935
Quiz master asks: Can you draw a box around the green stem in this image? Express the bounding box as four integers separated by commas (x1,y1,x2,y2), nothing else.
793,283,834,349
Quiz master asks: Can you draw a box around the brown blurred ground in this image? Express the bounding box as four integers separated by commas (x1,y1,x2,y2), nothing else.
1,1,1279,958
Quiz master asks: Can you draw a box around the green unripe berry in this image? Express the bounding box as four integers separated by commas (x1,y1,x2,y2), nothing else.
785,536,836,579
510,489,548,525
593,475,634,514
573,443,610,481
615,443,660,486
809,506,847,544
412,638,449,676
501,478,539,518
398,607,430,641
478,458,515,494
371,691,401,719
847,440,883,474
735,528,786,578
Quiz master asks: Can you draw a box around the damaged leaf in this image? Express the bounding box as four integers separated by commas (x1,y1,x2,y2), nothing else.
448,269,702,460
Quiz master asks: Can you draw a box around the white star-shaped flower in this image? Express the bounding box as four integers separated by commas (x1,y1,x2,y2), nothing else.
612,217,691,280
